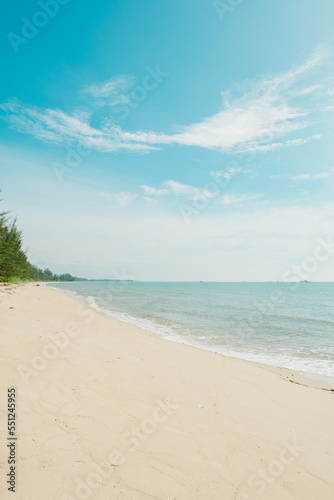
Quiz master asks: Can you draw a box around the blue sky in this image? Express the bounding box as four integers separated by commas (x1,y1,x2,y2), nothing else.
1,0,334,280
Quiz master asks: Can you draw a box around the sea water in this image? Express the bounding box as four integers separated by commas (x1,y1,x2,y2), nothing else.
48,281,334,382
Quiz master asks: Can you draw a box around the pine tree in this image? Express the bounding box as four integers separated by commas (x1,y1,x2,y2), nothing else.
0,217,28,280
1,194,85,282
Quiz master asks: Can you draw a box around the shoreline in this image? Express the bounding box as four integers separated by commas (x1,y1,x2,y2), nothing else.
47,282,334,388
1,282,334,499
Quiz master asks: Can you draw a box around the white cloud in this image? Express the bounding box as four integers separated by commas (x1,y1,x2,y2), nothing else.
290,85,321,96
210,167,241,179
141,179,230,202
140,185,169,196
286,134,322,146
244,134,322,153
123,44,328,152
88,179,264,209
0,100,155,153
81,75,135,106
270,165,334,184
292,168,334,181
221,193,263,206
162,180,216,201
0,44,331,154
140,180,218,201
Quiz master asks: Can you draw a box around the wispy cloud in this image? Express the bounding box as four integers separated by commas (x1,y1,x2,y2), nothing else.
141,180,219,201
140,185,169,196
0,44,331,154
286,135,322,146
221,193,264,206
292,168,334,181
112,44,329,152
140,180,213,200
290,85,321,96
246,133,322,153
271,166,334,183
81,75,135,107
210,166,241,179
162,180,216,201
0,100,154,152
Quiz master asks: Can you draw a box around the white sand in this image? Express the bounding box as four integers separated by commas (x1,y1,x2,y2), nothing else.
0,283,334,499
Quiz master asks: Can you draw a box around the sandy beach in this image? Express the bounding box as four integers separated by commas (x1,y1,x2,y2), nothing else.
0,282,334,500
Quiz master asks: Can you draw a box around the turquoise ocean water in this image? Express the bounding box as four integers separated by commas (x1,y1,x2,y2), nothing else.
48,282,334,382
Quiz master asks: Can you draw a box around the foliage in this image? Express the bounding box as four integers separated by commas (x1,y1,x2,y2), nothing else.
0,198,84,282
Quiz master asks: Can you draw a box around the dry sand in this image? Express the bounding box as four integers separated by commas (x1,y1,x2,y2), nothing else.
0,282,334,500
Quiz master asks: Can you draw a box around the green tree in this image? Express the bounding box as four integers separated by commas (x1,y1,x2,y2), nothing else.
41,268,54,281
1,194,86,282
0,217,28,281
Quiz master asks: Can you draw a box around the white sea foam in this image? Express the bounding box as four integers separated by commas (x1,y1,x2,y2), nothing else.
47,282,334,383
84,302,334,381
